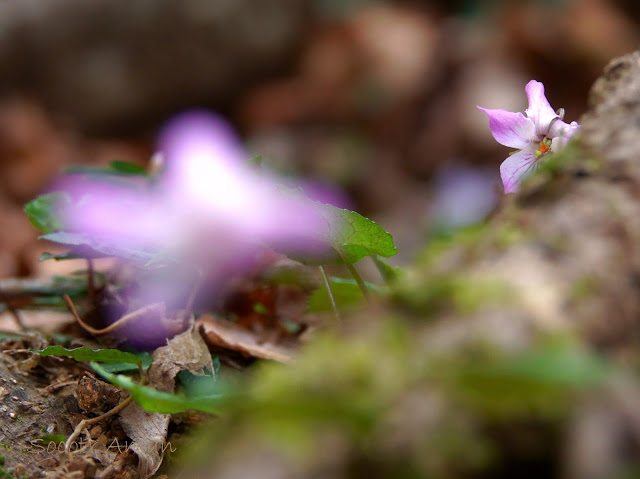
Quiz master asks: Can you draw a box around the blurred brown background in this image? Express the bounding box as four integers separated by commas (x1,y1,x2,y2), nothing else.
0,0,638,279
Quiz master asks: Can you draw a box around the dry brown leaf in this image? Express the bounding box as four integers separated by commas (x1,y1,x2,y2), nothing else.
197,315,296,363
121,325,214,478
148,324,215,391
120,405,170,479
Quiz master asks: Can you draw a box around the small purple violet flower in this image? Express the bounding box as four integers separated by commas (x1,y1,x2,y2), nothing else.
478,80,579,193
54,110,333,348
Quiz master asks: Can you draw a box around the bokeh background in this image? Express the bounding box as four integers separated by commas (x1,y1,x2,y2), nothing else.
0,0,638,279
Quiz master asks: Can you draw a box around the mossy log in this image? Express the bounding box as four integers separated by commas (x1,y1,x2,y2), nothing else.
173,52,640,479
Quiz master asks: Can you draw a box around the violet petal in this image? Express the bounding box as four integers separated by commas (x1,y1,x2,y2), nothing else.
500,144,539,194
549,119,580,144
477,106,536,149
525,80,560,138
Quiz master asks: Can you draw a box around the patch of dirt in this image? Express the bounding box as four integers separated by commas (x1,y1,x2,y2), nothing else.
0,334,140,478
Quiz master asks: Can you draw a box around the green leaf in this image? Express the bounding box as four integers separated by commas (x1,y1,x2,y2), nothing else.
108,160,149,176
23,192,71,234
39,434,66,446
33,346,144,370
273,189,397,265
98,352,153,373
0,275,87,297
40,232,163,263
323,206,397,263
468,346,609,387
0,276,88,311
248,155,263,167
308,278,384,313
92,363,224,415
65,160,148,177
39,251,83,262
177,367,218,397
452,344,609,409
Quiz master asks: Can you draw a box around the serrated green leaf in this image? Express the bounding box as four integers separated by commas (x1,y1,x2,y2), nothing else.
273,189,397,265
33,346,144,369
308,278,384,313
324,207,396,263
98,352,153,373
23,192,71,234
92,362,224,414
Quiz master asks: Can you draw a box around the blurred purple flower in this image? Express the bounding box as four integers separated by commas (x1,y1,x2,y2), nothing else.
478,80,579,193
432,162,497,228
56,110,330,347
61,111,327,259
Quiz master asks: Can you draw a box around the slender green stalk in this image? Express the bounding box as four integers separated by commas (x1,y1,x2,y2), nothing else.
336,249,371,303
319,266,340,321
87,258,95,305
372,255,390,283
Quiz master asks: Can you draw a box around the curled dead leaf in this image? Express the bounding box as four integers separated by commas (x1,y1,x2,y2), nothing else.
122,326,214,478
197,315,296,363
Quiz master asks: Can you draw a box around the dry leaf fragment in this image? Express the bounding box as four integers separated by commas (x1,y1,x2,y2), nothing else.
121,325,214,478
197,315,296,363
120,405,170,479
148,324,215,391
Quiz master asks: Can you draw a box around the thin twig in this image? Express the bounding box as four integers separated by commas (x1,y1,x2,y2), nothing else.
319,266,341,321
63,294,164,335
65,395,133,453
40,379,77,394
1,349,31,355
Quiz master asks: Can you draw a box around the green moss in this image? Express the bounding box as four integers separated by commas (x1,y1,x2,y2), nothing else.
393,272,513,316
571,275,600,302
176,320,417,462
545,233,571,254
434,339,609,419
451,278,512,314
493,222,528,249
0,467,20,479
419,223,487,267
535,140,584,175
518,139,602,195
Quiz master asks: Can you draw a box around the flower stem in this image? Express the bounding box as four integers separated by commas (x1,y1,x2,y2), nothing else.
87,258,95,305
371,255,392,284
318,266,340,321
335,249,371,304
